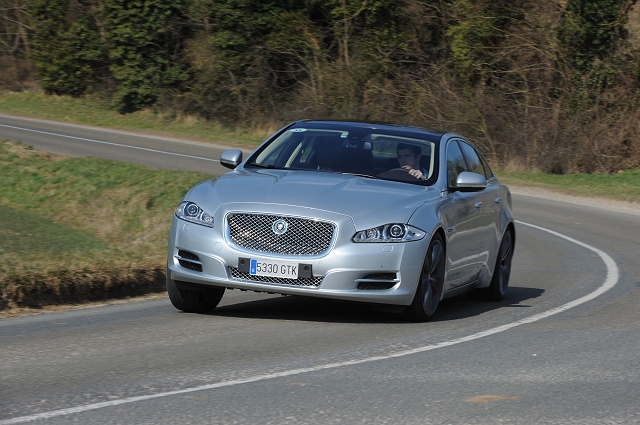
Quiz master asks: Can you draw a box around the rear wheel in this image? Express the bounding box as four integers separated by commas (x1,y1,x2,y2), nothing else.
167,276,225,313
485,228,514,301
403,234,446,322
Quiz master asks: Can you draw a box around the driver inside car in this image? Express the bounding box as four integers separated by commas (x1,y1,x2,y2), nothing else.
397,143,428,180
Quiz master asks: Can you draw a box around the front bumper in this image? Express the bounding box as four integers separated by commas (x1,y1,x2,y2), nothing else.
167,205,429,306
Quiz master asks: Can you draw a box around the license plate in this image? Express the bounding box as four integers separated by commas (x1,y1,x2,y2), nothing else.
250,259,299,279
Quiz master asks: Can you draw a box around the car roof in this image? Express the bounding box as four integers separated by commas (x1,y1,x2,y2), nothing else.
292,120,446,140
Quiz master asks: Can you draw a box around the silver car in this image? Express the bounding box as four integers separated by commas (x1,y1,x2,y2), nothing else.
166,120,515,321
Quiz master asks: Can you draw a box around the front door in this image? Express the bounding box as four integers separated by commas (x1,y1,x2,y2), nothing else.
458,141,499,278
442,140,484,288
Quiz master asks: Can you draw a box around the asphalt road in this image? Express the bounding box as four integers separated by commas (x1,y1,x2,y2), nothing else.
0,113,235,175
1,115,639,424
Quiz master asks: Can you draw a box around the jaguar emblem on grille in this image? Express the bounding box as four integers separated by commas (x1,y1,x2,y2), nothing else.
272,219,288,235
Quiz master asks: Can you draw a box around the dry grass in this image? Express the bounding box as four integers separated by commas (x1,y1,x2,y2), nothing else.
1,253,166,310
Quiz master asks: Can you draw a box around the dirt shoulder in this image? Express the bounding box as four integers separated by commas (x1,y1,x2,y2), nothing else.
0,293,169,318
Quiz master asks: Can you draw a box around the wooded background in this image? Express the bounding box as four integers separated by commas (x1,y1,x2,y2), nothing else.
2,0,640,173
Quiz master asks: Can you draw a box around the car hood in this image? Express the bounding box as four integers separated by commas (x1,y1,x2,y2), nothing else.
188,169,441,229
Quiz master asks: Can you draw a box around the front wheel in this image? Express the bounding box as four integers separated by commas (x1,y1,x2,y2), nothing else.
403,234,446,322
485,228,514,301
167,277,225,313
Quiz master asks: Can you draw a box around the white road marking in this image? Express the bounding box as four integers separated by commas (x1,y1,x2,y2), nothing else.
0,221,619,424
0,123,219,162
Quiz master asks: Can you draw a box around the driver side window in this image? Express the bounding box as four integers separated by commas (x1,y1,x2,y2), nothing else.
459,142,485,177
447,141,467,187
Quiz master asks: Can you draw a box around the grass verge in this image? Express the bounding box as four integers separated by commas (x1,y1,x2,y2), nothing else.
0,140,212,311
496,169,640,204
0,91,271,148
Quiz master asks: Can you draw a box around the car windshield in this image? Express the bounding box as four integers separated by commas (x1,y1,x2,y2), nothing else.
249,126,438,185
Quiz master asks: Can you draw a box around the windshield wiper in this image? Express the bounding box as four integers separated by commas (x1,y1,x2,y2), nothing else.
338,172,381,180
248,162,282,170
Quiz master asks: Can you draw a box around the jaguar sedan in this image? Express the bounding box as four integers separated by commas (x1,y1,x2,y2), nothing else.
166,120,515,321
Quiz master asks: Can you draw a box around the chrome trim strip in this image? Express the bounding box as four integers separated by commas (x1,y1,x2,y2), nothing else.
355,278,400,283
174,256,203,267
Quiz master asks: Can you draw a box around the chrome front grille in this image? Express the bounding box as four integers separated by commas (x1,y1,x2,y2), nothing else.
226,213,335,256
228,267,323,287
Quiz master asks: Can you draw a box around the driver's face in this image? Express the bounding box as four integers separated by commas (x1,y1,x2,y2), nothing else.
397,149,421,169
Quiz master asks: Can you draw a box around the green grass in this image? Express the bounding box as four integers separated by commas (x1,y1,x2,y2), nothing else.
0,143,206,244
0,91,269,147
0,204,106,254
0,140,213,310
496,169,640,204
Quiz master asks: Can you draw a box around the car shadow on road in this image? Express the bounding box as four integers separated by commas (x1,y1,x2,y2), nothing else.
207,285,545,324
428,286,545,323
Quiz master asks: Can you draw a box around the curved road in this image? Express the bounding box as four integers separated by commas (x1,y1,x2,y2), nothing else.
0,114,235,175
0,114,639,424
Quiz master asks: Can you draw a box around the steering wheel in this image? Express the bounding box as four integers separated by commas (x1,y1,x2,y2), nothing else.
377,167,417,181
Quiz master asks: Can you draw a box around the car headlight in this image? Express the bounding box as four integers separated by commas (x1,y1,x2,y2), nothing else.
352,224,426,243
175,201,214,227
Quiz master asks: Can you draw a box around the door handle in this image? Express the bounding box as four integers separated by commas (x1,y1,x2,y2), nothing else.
474,201,483,208
495,196,501,204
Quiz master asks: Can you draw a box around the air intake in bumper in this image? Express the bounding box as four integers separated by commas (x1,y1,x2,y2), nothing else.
176,250,203,272
356,273,398,290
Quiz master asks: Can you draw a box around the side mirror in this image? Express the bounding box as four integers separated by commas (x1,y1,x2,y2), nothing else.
453,171,486,192
220,149,243,169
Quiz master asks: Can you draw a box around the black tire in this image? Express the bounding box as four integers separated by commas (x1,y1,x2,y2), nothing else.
403,233,446,322
485,228,514,301
166,276,225,313
166,274,186,310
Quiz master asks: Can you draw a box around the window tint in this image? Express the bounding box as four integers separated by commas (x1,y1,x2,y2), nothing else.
447,141,467,187
459,142,485,177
